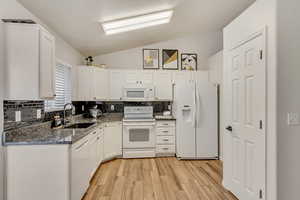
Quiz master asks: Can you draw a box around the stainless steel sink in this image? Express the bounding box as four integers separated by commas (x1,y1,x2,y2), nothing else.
64,122,95,129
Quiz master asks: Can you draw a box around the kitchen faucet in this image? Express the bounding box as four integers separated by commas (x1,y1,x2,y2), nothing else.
63,103,74,125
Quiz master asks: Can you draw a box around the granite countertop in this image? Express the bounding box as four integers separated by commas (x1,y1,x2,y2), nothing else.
3,113,123,146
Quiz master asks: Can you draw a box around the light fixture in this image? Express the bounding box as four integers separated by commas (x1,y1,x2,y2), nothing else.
101,10,173,35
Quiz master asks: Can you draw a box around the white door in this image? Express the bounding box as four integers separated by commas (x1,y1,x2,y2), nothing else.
39,27,55,99
110,70,125,100
224,33,266,200
153,71,173,100
174,80,196,158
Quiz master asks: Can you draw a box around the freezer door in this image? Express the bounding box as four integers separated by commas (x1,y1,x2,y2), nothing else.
195,81,218,158
174,80,196,158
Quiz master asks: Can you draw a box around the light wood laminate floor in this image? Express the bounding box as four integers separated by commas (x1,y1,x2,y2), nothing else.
83,157,238,200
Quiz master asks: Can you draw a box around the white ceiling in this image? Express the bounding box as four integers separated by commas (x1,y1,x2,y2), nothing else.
18,0,255,56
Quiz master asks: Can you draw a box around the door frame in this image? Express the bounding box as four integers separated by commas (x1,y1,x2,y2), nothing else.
223,27,270,199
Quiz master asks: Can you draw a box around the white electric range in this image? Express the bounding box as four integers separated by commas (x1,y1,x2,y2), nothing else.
122,106,156,158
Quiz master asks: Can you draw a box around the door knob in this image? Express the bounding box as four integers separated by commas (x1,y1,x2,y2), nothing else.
226,126,233,132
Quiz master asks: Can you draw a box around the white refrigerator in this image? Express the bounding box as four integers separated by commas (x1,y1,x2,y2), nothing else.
174,79,218,159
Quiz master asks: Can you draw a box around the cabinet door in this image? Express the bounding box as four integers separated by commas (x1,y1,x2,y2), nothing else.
93,68,109,100
4,23,40,100
140,71,153,85
39,27,55,99
172,71,192,84
77,66,93,101
110,70,125,100
153,71,173,100
97,127,104,164
104,122,122,160
192,71,209,82
125,71,140,85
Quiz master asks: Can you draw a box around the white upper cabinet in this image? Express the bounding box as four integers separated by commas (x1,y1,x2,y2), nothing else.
4,23,55,100
77,66,93,101
140,71,153,85
109,70,125,101
153,71,173,100
172,71,193,84
125,71,153,86
93,68,109,100
39,27,56,99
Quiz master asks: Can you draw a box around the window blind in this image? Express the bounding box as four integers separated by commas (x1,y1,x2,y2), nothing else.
45,63,72,111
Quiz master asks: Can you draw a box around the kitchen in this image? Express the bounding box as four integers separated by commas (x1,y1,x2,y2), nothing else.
1,0,299,200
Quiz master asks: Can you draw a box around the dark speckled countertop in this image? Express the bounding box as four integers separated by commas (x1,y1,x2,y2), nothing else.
3,113,123,146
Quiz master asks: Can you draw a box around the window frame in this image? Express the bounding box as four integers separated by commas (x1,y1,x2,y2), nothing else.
45,59,73,112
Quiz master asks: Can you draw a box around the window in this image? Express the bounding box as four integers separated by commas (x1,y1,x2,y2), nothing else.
45,61,72,111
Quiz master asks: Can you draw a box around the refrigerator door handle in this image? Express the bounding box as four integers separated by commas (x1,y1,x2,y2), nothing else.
196,87,201,128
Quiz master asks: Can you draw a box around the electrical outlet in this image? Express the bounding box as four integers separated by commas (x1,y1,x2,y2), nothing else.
111,105,115,111
37,109,42,119
287,113,300,126
82,105,85,111
15,111,21,122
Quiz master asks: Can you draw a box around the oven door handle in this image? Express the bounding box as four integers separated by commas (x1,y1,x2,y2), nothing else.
123,123,156,126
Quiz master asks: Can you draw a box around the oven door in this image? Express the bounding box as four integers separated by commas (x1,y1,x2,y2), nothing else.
123,123,155,148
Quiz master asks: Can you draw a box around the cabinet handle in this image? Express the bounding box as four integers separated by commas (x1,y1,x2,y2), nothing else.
162,148,169,150
163,139,169,141
92,131,97,135
53,94,57,97
162,131,169,133
75,140,89,150
163,124,169,126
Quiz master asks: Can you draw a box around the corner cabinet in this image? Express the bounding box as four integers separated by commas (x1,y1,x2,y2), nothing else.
4,23,56,100
76,66,109,101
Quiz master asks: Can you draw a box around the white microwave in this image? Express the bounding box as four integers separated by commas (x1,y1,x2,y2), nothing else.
123,86,155,101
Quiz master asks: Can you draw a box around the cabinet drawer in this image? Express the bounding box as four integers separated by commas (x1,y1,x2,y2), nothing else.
156,136,175,144
156,145,175,153
156,121,175,127
156,127,175,136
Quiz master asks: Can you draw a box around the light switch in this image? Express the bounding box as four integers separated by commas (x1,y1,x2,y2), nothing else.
37,109,42,119
287,113,300,126
15,111,21,122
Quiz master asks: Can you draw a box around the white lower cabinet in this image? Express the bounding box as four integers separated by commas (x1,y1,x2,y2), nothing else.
71,135,92,200
104,121,123,160
156,120,176,156
5,145,70,200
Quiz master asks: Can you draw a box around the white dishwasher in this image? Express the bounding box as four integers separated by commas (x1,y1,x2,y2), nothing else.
71,134,91,200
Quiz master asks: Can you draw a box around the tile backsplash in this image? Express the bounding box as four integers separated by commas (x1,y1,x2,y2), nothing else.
4,100,45,130
3,100,172,131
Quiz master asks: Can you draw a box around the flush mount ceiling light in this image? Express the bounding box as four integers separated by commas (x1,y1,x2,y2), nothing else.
101,10,173,35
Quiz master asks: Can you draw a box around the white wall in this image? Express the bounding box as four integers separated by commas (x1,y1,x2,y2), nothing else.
94,31,223,70
0,20,4,200
208,51,223,160
223,0,277,199
277,1,300,199
0,0,83,67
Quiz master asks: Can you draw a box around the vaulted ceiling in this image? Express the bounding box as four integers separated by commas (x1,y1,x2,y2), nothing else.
18,0,255,56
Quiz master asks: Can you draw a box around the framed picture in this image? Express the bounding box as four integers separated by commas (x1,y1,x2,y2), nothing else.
162,49,179,70
143,49,159,69
181,53,197,71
